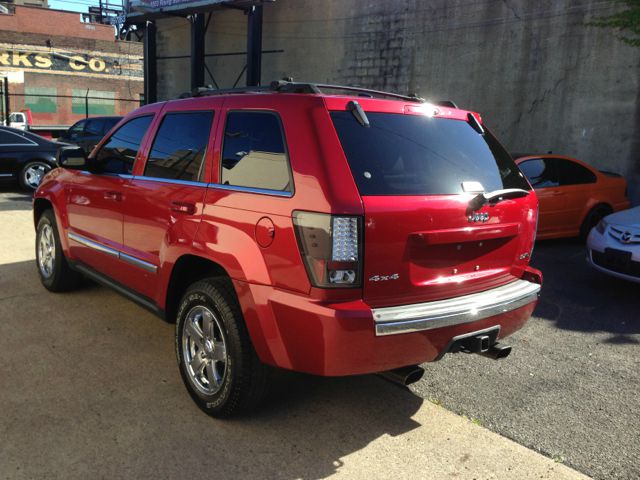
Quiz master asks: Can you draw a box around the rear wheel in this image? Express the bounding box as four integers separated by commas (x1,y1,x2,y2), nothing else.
36,209,82,292
580,204,612,241
176,277,270,418
20,161,51,191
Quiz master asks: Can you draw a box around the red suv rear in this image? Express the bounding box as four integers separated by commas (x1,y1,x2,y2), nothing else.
33,81,542,417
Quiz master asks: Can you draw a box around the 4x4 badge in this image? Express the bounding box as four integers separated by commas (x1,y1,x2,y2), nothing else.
369,274,400,282
468,212,489,223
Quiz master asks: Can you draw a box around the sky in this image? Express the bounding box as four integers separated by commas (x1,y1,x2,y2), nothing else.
48,0,119,14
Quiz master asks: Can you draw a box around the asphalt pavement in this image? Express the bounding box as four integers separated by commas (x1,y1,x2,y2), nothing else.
412,237,640,479
0,185,617,479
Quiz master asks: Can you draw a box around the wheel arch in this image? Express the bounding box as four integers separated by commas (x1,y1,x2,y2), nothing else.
33,197,54,228
163,254,230,324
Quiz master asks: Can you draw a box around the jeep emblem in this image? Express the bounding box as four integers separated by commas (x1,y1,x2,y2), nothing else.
468,212,489,223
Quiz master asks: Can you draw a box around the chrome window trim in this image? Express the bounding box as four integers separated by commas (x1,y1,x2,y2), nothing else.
208,183,293,197
133,175,208,187
373,279,541,336
68,231,158,273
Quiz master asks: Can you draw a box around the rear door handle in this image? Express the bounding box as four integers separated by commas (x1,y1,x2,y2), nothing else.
104,191,122,201
170,201,197,215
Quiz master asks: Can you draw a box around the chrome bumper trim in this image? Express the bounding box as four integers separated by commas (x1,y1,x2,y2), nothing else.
373,279,541,336
68,232,157,274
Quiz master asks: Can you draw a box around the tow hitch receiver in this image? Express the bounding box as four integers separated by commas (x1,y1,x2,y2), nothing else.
439,326,512,360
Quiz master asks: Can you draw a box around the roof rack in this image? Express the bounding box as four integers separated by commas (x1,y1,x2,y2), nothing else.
188,80,426,103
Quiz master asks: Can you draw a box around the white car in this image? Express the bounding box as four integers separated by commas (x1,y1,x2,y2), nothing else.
587,206,640,283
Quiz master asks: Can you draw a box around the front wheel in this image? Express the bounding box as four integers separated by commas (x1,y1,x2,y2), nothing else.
580,205,612,241
20,161,51,191
176,278,270,418
36,209,83,292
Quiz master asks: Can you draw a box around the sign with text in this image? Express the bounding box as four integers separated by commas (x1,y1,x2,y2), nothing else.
0,49,142,78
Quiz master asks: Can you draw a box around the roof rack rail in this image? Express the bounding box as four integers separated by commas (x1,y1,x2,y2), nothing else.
187,80,426,103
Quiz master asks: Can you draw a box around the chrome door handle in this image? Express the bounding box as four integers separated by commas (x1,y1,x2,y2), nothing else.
104,191,122,201
170,201,196,215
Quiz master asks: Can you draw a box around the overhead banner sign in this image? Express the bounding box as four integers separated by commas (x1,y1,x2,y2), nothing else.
0,49,143,78
126,0,257,16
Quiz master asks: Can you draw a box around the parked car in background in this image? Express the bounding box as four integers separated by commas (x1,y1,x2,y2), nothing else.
513,154,630,240
34,81,542,417
0,126,64,190
57,116,122,154
587,206,640,283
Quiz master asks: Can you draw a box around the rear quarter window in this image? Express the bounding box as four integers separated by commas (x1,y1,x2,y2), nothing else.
330,111,530,196
221,111,292,192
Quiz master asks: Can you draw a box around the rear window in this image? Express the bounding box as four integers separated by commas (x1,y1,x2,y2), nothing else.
330,112,530,196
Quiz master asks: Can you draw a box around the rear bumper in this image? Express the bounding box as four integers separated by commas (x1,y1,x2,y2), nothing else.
234,273,541,376
373,279,541,336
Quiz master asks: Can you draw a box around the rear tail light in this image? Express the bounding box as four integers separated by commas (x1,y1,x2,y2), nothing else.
292,211,362,288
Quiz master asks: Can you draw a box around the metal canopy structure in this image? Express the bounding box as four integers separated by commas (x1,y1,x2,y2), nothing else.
124,0,270,104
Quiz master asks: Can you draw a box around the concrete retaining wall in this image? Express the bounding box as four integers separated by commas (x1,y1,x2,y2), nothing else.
155,0,640,203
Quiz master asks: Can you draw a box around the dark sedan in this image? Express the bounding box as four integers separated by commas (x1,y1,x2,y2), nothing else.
57,116,122,155
0,126,65,191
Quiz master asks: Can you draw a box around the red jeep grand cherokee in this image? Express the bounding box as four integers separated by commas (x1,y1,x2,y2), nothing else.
34,81,542,417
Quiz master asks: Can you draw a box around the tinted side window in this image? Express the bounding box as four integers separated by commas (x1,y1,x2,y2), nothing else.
69,120,86,134
144,111,213,182
518,158,559,188
94,115,153,175
85,118,105,136
0,130,34,145
221,111,291,192
103,118,120,134
555,159,596,185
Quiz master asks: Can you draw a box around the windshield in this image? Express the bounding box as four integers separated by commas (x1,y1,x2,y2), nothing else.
330,112,530,196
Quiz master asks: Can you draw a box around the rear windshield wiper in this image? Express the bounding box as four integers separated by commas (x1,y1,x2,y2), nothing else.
348,100,370,128
470,188,530,210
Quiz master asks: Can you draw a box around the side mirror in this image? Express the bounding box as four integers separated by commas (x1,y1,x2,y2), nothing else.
57,146,88,169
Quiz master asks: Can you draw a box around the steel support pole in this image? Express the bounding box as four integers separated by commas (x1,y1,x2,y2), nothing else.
191,13,206,91
246,5,263,86
143,21,157,105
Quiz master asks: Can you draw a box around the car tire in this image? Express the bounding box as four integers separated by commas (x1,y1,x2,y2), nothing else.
176,277,270,418
19,161,51,191
580,204,612,241
36,209,83,292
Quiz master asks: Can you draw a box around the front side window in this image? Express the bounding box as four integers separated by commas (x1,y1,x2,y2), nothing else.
221,111,292,192
85,118,106,136
144,111,213,182
518,158,559,188
94,115,153,175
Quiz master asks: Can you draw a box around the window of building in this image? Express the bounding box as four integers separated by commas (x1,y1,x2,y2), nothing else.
144,111,213,182
25,86,57,113
72,90,116,115
94,115,153,175
221,111,291,192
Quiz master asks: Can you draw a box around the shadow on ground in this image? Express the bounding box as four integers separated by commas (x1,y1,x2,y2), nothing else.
531,238,639,343
0,185,32,212
0,259,424,479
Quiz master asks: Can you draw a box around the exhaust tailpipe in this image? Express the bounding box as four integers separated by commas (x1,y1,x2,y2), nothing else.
378,365,425,386
478,343,512,360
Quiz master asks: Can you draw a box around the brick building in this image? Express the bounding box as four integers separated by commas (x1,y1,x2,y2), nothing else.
0,4,142,134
